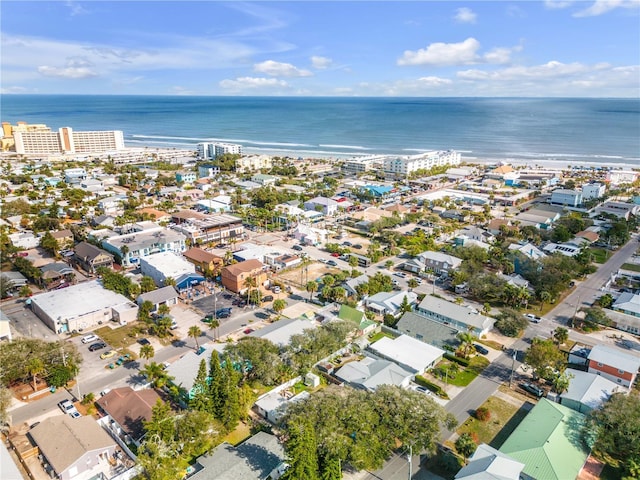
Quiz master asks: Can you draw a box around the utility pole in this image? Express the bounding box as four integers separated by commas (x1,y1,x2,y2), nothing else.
509,349,517,388
407,444,412,480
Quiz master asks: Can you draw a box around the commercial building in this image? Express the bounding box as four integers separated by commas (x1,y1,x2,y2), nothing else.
170,211,244,245
13,126,125,154
549,188,582,207
581,182,606,200
341,156,385,174
221,259,266,294
383,150,461,177
30,280,138,333
139,251,204,290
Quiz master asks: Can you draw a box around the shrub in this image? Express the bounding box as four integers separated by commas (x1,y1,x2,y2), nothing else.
444,352,470,367
475,407,491,422
455,432,478,458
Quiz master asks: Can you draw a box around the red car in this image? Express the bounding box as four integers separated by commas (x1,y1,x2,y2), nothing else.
243,328,254,334
330,252,340,257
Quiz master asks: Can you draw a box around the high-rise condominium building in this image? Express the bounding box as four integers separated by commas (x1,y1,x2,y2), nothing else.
383,150,461,177
12,126,125,154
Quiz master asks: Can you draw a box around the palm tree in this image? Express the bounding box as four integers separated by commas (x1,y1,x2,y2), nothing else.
539,290,552,312
164,277,176,287
141,362,173,388
189,325,203,349
27,358,45,391
407,278,418,291
140,344,155,366
456,331,476,359
273,299,287,318
305,280,318,301
208,318,220,340
243,275,258,306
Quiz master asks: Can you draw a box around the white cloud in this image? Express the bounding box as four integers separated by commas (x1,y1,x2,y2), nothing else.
253,60,312,77
38,65,98,79
311,56,333,69
454,7,477,23
219,76,289,91
65,1,89,16
398,38,518,67
544,0,575,9
573,0,640,17
0,86,28,94
418,76,453,86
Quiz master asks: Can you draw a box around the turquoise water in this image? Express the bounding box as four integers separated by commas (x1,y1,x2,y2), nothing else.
1,95,639,164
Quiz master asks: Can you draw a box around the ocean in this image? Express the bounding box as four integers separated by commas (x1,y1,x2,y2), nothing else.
1,95,639,166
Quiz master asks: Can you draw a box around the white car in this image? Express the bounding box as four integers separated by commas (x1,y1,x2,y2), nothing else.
81,334,99,344
525,314,542,323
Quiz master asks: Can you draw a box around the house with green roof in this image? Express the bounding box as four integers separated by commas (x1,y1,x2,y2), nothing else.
338,304,377,336
499,398,590,480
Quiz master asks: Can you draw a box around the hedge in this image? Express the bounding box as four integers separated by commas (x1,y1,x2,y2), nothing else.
415,375,449,399
444,352,470,367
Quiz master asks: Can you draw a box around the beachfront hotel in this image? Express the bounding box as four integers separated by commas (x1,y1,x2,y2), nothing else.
383,150,461,177
196,142,243,159
3,122,125,154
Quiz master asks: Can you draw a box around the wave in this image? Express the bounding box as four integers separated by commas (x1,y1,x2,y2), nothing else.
130,133,314,148
319,144,371,150
126,139,196,147
245,146,370,157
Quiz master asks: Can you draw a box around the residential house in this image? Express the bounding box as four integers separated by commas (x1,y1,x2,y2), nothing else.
50,229,74,249
582,182,606,200
440,209,470,222
29,416,117,480
0,271,28,290
514,207,561,229
560,369,622,414
337,304,377,336
195,197,232,213
416,251,463,275
508,242,547,261
343,274,370,298
612,292,640,318
251,174,278,186
486,218,513,236
96,387,162,446
593,201,639,220
254,380,310,424
40,262,76,287
138,207,171,223
304,196,338,216
416,295,495,337
8,231,40,249
248,318,315,347
266,253,301,271
197,164,220,178
73,241,114,273
97,195,127,216
587,344,640,388
395,311,460,350
293,223,328,246
166,343,225,400
190,432,286,480
175,171,197,184
368,335,444,374
459,226,494,244
139,251,204,290
364,291,418,318
183,247,224,275
221,259,266,294
499,399,589,480
0,310,12,342
543,242,581,257
335,357,413,392
455,444,524,480
137,286,179,312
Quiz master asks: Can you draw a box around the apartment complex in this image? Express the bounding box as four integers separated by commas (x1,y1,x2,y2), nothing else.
170,210,244,245
383,150,461,177
342,156,385,174
196,142,243,159
11,125,125,154
235,154,273,172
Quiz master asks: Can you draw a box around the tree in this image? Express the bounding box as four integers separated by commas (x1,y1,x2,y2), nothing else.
225,337,286,386
189,325,203,350
494,309,529,337
580,306,612,330
524,338,565,381
319,454,342,480
0,386,14,428
456,331,476,359
208,318,220,341
26,358,45,391
306,280,318,301
141,362,173,388
348,256,359,268
273,299,287,318
189,359,212,412
282,417,320,480
455,432,478,460
219,355,241,429
407,278,418,291
140,344,155,366
585,393,640,477
39,231,59,255
208,352,224,417
243,275,258,306
553,327,569,345
140,276,157,293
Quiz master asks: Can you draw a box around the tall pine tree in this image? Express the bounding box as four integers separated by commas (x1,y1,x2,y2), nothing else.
189,359,212,412
319,454,342,480
208,351,223,419
220,354,241,430
283,417,319,480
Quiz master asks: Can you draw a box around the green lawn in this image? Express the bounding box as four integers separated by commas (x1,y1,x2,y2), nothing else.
432,356,490,387
368,331,394,343
95,324,143,349
621,262,640,273
455,396,530,449
589,248,609,264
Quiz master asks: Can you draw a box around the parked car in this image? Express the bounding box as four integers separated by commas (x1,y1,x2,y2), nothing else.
170,320,179,330
137,338,151,346
474,344,489,355
243,328,254,334
272,286,281,294
394,272,407,278
58,399,75,413
81,334,99,344
262,295,274,302
521,382,545,397
100,350,117,360
353,244,363,249
88,341,107,352
330,252,340,257
327,260,338,267
342,241,352,247
415,386,432,396
525,314,542,323
292,245,303,251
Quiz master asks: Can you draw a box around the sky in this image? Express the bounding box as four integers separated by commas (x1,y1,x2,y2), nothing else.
1,0,639,97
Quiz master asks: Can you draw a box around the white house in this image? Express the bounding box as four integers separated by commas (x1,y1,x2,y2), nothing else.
368,335,445,374
581,182,606,200
304,196,338,216
550,189,582,207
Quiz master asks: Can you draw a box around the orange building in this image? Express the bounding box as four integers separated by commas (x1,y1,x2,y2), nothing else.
221,259,266,294
183,247,224,275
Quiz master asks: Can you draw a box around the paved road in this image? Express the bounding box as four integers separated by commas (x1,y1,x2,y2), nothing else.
548,233,639,325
